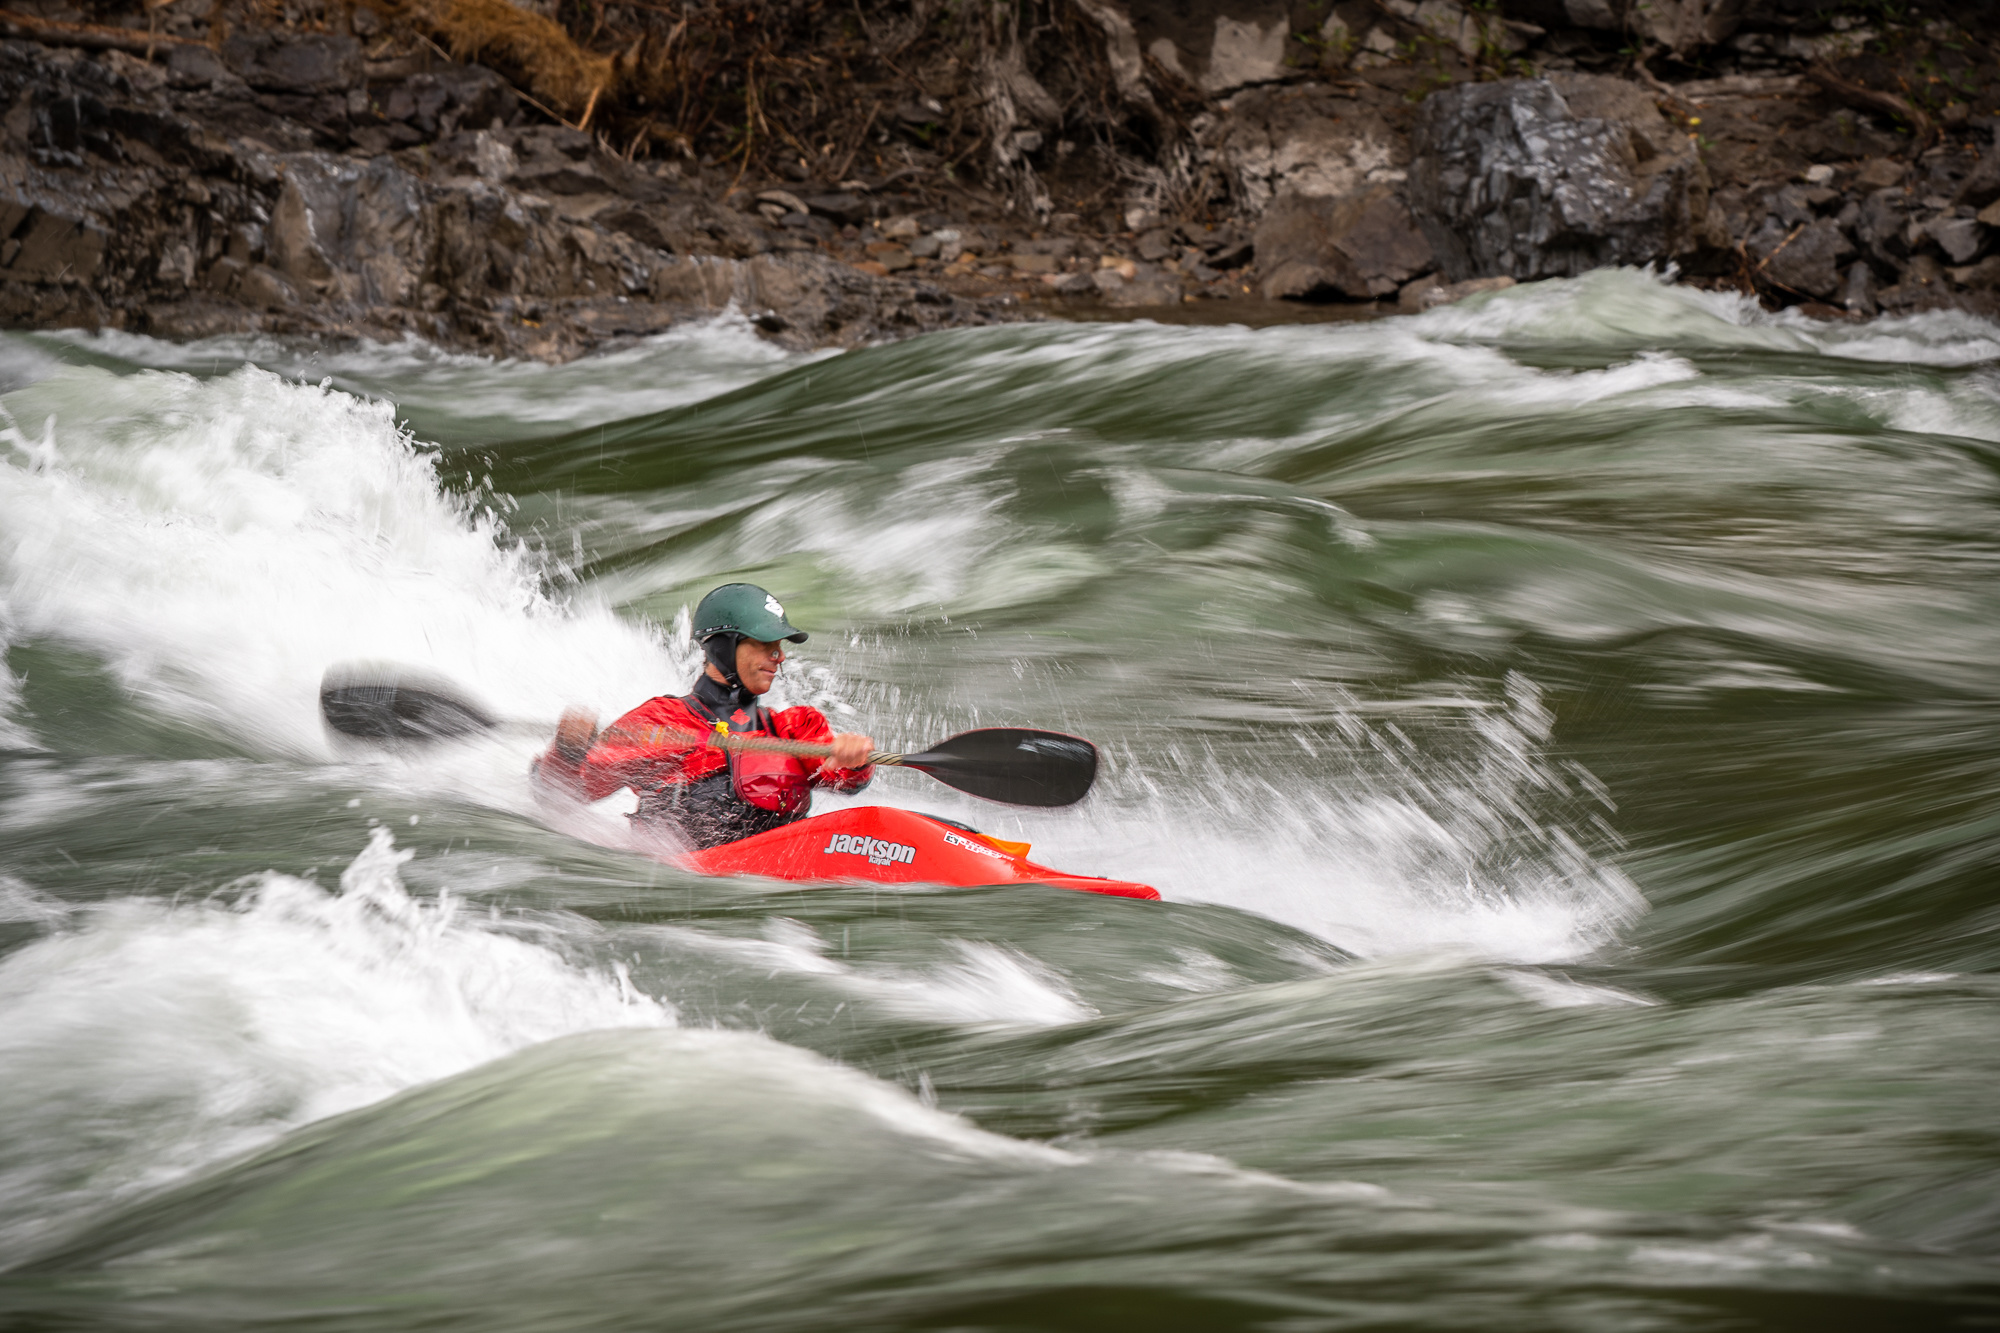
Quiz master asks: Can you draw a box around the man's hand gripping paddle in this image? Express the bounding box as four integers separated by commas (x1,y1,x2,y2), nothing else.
317,662,1099,808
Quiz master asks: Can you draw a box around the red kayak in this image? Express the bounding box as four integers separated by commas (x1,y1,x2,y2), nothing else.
682,804,1160,900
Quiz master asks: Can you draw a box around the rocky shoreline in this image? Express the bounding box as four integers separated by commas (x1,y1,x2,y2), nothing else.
3,0,1996,360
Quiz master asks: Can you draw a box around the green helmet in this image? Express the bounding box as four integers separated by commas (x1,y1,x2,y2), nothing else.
692,583,808,644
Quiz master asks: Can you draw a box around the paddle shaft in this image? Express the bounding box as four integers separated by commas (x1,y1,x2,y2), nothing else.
595,722,903,767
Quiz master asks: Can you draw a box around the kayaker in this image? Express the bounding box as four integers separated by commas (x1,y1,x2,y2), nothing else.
534,583,875,848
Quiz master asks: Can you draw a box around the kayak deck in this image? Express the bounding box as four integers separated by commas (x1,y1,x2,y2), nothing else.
681,804,1160,900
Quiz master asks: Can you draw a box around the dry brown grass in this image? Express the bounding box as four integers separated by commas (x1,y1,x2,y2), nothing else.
267,0,1174,215
407,0,616,119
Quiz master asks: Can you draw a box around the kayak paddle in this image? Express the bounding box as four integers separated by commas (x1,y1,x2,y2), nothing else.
318,663,1099,807
318,664,500,740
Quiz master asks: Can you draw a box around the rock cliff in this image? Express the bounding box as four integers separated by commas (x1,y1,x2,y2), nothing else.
1,0,1994,356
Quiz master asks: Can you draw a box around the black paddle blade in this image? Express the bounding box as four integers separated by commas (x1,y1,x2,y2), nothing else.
896,728,1098,807
320,663,498,742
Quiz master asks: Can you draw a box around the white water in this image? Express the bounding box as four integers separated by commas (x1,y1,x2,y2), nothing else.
3,273,1989,966
650,916,1097,1028
0,361,676,765
2,273,1998,1330
0,827,668,1259
44,311,816,437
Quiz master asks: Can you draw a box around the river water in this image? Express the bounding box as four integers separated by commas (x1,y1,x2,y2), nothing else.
0,270,1995,1330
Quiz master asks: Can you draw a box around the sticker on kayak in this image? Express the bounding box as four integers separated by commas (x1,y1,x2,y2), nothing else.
822,833,916,867
941,830,1011,862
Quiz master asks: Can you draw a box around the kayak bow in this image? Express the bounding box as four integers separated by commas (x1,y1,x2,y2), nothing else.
682,804,1160,900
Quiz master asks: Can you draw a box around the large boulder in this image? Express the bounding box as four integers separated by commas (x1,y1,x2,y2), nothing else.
1408,73,1716,283
1255,186,1434,301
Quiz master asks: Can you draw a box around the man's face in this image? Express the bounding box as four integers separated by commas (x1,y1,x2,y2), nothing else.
736,637,786,695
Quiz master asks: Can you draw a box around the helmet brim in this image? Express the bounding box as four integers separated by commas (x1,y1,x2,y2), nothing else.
736,609,806,643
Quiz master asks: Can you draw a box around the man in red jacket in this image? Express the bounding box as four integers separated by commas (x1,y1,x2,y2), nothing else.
536,583,875,848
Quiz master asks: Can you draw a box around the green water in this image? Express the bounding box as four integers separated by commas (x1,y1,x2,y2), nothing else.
0,271,1995,1329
